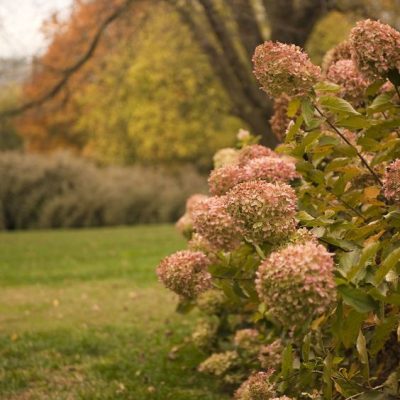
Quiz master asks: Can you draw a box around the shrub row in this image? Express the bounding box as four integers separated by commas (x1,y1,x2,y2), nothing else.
0,152,206,230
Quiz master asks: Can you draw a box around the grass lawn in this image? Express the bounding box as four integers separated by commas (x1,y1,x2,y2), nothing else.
0,225,229,400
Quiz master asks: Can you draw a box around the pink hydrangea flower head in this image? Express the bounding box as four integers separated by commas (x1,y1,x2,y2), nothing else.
350,19,400,79
383,159,400,203
192,196,243,251
327,59,369,104
269,94,292,141
321,40,352,73
175,213,193,238
157,250,212,298
208,165,249,196
256,242,335,331
253,41,321,97
226,181,297,244
258,339,283,370
213,147,239,169
234,371,276,400
238,144,279,166
186,194,209,216
245,156,299,184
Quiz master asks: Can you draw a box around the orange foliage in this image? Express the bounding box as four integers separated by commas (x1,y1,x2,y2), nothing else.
18,0,148,152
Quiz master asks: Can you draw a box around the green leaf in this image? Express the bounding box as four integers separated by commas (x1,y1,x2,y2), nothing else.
374,247,400,285
319,95,360,116
337,285,378,313
285,115,304,142
336,115,371,129
341,310,366,349
368,92,394,113
287,97,301,117
314,81,341,93
323,352,333,400
281,343,293,379
366,79,385,96
301,98,315,127
347,242,380,282
356,330,369,380
370,316,398,356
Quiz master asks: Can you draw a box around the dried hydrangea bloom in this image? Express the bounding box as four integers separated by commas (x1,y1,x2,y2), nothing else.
197,289,227,315
192,319,217,350
350,19,400,79
198,351,239,376
175,213,193,238
226,181,297,244
245,156,299,184
234,329,259,355
269,94,291,141
321,40,352,74
253,41,321,97
234,371,276,400
186,194,209,216
213,148,239,169
192,196,243,251
208,165,249,196
157,250,212,298
327,59,369,104
258,339,283,371
238,144,279,166
383,159,400,203
256,242,335,330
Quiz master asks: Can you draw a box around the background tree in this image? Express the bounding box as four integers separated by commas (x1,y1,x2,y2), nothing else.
8,0,400,159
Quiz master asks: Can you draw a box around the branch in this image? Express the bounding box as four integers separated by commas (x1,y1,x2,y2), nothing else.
0,0,134,118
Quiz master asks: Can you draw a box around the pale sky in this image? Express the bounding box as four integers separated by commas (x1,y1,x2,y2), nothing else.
0,0,73,58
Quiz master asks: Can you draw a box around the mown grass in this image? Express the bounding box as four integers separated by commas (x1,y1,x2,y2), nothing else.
0,225,229,399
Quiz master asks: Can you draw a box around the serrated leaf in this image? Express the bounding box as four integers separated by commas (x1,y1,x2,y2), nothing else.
314,81,341,93
319,95,360,116
347,242,380,282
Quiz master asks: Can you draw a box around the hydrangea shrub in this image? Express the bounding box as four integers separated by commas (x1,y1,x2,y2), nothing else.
157,19,400,399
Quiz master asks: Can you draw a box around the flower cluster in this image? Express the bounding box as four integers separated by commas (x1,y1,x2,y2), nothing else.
226,181,297,244
321,40,352,73
176,194,208,238
196,288,228,315
269,94,291,141
350,19,400,79
238,144,278,166
156,250,212,298
213,147,239,169
256,242,335,330
198,351,239,377
383,159,400,203
192,319,217,350
234,371,276,400
192,196,242,251
253,41,321,97
208,165,249,196
245,156,298,184
327,60,369,104
258,339,283,371
234,329,259,355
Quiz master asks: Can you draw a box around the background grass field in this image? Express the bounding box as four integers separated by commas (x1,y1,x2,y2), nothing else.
0,225,229,399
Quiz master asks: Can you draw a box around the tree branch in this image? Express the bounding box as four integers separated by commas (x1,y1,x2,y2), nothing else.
0,0,134,118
